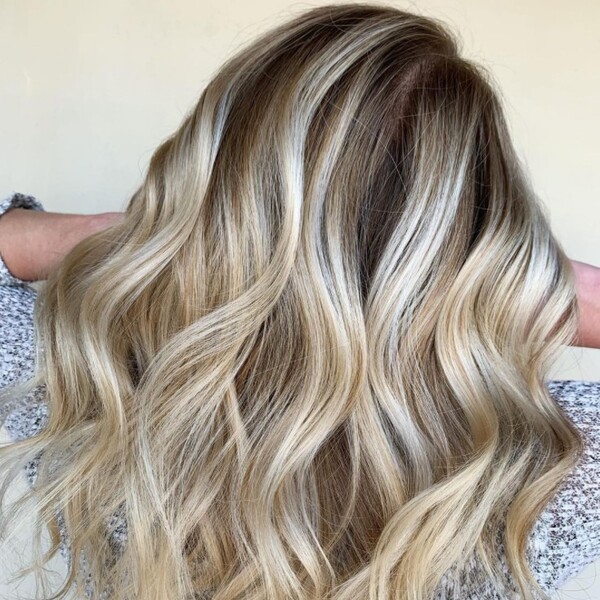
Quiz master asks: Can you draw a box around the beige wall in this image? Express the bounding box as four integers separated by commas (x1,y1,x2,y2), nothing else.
0,0,598,592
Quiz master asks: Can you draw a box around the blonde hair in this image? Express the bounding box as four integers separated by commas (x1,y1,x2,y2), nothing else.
0,3,583,599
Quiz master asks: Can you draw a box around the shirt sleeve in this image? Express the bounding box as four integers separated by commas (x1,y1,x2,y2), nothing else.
0,192,48,441
0,192,46,287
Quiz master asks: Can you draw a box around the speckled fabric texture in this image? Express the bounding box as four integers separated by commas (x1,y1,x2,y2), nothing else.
1,192,599,599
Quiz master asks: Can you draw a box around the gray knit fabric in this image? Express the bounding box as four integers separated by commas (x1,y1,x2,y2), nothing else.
1,192,599,599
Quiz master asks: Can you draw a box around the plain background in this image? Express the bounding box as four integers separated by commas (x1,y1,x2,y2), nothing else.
0,0,598,597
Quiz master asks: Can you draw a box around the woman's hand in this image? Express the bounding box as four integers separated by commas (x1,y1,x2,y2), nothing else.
0,208,124,282
571,259,600,349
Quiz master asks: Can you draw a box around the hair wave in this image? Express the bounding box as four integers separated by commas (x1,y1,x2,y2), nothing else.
0,3,583,599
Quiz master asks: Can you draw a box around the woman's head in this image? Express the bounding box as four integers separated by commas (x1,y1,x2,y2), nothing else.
124,1,574,353
0,3,581,600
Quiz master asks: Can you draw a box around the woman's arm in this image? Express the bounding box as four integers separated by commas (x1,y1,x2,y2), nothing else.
0,207,123,282
0,208,598,349
571,260,600,349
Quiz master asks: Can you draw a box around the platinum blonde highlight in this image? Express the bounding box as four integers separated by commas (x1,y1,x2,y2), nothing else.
0,3,583,599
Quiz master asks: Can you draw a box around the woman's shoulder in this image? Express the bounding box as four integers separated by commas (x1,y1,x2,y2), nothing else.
433,379,600,599
527,378,600,593
546,378,600,405
0,277,46,444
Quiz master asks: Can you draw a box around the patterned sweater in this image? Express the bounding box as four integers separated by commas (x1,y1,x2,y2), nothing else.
0,192,599,599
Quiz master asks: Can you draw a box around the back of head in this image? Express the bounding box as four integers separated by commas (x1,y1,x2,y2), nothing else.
0,3,582,599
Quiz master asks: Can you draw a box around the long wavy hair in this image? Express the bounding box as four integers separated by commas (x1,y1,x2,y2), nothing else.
0,3,583,599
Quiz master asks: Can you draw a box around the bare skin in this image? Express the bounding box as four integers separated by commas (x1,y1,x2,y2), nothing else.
0,207,124,282
0,207,598,349
571,260,600,349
